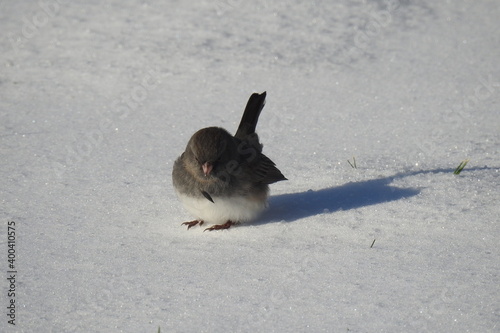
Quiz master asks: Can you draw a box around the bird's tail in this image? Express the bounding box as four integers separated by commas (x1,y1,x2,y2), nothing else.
234,91,266,139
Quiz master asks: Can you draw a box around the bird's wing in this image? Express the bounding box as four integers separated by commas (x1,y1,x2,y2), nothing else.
252,153,287,185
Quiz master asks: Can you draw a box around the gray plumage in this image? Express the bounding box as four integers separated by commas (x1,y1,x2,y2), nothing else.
172,92,286,230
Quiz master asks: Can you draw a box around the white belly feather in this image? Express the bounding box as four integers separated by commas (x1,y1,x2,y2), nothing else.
176,191,267,225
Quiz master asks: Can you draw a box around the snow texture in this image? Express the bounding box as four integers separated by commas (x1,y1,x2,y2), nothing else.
1,0,499,332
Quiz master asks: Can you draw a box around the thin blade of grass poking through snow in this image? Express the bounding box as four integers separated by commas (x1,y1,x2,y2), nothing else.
347,157,357,169
158,327,161,333
370,239,376,248
453,159,469,175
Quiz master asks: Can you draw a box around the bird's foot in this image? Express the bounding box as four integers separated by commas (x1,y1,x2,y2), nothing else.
181,220,204,230
204,221,235,232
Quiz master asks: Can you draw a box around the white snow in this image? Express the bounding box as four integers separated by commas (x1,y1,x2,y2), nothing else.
1,1,499,332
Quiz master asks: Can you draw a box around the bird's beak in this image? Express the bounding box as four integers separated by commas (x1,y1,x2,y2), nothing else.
202,162,213,176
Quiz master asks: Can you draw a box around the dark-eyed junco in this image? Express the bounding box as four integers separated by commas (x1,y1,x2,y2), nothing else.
172,92,286,231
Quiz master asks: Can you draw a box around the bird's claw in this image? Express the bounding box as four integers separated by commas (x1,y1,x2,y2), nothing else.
204,221,235,232
182,220,204,230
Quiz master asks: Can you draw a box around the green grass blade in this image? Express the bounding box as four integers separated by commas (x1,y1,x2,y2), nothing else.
453,159,469,175
347,157,357,169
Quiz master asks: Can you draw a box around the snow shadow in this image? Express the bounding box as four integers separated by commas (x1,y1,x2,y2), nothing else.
257,166,493,224
257,174,420,224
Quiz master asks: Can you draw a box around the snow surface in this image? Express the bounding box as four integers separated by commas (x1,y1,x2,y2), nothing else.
1,0,499,332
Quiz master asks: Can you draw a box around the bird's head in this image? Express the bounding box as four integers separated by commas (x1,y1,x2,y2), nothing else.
186,127,236,178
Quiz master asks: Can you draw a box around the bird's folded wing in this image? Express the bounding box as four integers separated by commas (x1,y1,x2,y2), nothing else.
253,153,287,184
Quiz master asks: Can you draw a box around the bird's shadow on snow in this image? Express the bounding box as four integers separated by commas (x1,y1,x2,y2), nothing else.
256,167,490,225
257,177,418,224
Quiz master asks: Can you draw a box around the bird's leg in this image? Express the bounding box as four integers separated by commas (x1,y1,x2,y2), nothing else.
181,220,204,230
204,221,235,232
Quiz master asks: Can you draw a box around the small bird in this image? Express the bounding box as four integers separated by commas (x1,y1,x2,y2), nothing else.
172,92,286,231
